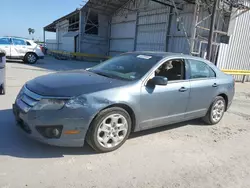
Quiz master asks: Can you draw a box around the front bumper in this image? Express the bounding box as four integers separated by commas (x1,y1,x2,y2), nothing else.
12,102,89,147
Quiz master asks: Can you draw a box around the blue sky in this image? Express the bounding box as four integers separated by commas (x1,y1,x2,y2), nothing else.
0,0,84,41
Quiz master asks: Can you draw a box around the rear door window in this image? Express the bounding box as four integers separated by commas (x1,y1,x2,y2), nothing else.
188,59,216,79
12,38,26,45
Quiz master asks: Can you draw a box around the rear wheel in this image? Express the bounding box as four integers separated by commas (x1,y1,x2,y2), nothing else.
86,107,132,153
202,96,226,125
24,53,38,64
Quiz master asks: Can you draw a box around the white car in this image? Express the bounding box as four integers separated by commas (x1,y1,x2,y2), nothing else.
0,37,44,64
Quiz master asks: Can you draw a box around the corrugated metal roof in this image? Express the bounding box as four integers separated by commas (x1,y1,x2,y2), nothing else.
83,0,130,15
44,1,130,31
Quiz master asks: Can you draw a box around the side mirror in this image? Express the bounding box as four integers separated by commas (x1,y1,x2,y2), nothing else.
148,76,168,86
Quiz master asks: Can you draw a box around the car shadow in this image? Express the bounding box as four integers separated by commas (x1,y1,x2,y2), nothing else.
0,108,207,159
6,59,24,64
129,119,206,139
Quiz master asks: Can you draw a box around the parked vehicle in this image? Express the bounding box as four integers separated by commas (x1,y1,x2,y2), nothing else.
0,37,44,64
0,50,6,95
13,52,235,152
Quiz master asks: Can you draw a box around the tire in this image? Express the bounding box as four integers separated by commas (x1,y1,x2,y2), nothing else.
202,96,226,125
24,53,38,64
86,107,132,153
0,84,5,95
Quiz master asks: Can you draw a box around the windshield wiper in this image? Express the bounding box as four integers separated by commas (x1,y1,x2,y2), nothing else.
90,70,114,78
89,70,131,81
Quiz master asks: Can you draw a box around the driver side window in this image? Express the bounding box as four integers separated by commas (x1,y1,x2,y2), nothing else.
155,59,185,81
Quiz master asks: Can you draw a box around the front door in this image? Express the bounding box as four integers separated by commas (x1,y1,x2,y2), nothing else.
185,59,218,119
139,59,190,130
0,38,11,57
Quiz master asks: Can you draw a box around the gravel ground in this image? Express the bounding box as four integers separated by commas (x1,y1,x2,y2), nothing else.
0,56,250,188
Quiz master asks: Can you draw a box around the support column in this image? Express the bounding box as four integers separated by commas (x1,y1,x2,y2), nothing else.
134,11,139,51
206,0,218,61
166,7,173,52
79,10,82,53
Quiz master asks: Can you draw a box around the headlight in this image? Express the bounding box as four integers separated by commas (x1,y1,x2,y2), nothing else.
32,99,65,110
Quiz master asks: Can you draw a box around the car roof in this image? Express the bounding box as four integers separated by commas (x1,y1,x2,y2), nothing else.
125,51,209,62
2,36,31,41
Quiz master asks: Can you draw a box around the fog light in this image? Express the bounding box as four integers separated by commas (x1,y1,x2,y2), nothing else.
45,128,60,138
52,128,60,137
36,126,63,139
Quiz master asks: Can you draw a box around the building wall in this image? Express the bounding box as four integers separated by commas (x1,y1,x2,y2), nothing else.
110,0,226,56
217,3,250,82
80,9,110,55
48,9,110,55
136,6,170,51
110,0,172,56
110,13,137,56
109,0,196,55
61,36,75,52
46,39,57,50
56,20,70,51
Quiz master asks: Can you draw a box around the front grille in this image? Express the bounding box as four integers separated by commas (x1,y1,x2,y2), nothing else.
16,86,42,113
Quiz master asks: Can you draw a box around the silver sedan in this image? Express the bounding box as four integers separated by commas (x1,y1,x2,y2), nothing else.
13,52,235,152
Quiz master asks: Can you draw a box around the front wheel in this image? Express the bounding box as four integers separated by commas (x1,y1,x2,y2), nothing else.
24,53,38,64
202,96,226,125
86,107,132,153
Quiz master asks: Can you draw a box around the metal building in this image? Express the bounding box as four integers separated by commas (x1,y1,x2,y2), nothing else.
44,0,250,80
44,8,109,55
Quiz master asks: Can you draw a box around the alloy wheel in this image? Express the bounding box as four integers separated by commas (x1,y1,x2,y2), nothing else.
211,99,225,122
97,114,128,148
27,54,37,63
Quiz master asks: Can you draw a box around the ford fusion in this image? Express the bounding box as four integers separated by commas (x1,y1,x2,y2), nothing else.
13,52,235,152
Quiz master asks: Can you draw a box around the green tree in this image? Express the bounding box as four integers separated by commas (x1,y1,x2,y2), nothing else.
28,28,35,40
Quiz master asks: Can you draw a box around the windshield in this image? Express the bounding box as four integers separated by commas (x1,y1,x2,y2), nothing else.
88,54,162,81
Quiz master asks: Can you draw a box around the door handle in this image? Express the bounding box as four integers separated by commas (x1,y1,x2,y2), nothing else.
212,83,218,87
179,87,187,92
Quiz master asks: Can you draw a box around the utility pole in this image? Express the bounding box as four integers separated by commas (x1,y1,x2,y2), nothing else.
206,0,218,61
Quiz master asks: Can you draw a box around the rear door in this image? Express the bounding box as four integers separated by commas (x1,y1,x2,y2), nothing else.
11,38,28,58
0,38,11,57
185,59,218,119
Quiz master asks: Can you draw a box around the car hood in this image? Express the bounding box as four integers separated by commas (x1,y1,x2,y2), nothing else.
26,70,128,97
